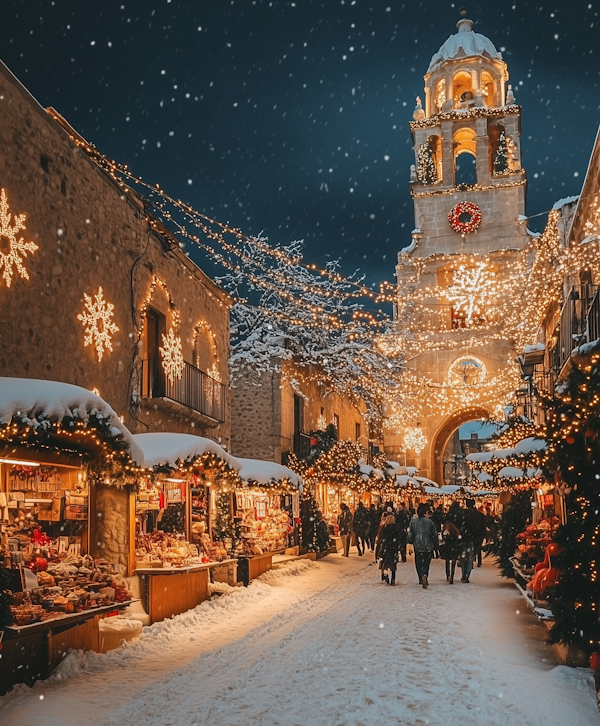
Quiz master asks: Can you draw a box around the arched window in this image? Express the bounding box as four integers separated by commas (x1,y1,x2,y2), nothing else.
481,71,495,107
452,71,473,107
453,127,477,186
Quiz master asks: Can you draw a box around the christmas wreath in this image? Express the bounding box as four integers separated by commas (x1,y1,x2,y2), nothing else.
448,201,482,235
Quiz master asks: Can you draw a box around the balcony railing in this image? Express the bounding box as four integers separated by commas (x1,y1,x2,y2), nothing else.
552,285,598,373
141,358,225,422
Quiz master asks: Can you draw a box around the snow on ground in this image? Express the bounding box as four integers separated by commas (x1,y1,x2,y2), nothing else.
1,556,599,726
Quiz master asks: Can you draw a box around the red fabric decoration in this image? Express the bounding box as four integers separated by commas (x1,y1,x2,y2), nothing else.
589,652,600,671
448,201,482,235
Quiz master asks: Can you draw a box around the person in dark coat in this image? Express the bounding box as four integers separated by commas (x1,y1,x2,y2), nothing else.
445,501,464,528
431,504,445,558
338,503,354,557
395,502,410,563
367,504,381,554
353,501,370,556
460,499,486,580
407,503,438,588
377,514,399,585
441,521,462,584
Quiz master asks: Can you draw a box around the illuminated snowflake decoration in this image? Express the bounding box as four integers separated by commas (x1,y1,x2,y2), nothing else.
160,328,185,384
0,188,39,288
403,426,428,454
446,262,497,325
77,287,119,362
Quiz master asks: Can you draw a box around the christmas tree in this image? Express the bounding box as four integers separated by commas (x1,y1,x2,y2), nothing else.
300,493,331,553
542,342,600,652
493,132,509,175
486,490,531,578
417,143,437,185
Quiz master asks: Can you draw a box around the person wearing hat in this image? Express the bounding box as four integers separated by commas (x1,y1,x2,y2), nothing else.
377,513,399,585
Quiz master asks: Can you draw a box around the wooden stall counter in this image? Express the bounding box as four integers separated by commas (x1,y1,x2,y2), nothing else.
135,561,237,624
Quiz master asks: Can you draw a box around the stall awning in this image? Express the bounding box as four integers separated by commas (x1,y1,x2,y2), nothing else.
237,458,303,491
0,377,143,464
132,432,240,471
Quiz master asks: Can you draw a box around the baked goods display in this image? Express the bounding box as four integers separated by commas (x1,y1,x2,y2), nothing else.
6,555,132,626
135,530,227,567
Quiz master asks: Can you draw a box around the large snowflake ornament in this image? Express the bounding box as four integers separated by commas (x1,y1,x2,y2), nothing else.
160,328,185,384
77,287,119,362
446,262,497,325
0,188,39,288
403,426,428,454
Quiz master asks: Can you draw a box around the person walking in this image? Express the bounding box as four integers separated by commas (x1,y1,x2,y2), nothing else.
377,513,400,585
445,500,463,528
338,503,354,557
367,504,380,552
407,503,438,588
353,501,370,556
395,502,410,563
460,498,486,581
441,521,462,584
431,504,445,559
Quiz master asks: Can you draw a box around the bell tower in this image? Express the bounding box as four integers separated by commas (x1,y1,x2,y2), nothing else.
386,10,528,484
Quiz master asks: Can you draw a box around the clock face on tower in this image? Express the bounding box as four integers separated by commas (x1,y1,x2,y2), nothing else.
448,201,482,235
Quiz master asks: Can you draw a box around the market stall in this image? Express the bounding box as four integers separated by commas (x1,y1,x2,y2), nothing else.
131,433,241,623
232,458,302,582
0,378,143,693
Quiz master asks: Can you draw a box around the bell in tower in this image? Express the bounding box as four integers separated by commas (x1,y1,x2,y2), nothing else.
385,11,529,485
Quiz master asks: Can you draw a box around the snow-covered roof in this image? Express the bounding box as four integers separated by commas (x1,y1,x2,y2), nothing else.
133,432,240,471
237,457,303,490
552,195,579,211
396,465,419,476
0,377,143,464
497,466,541,479
477,472,494,483
415,476,439,488
514,437,547,454
466,451,494,463
428,19,502,74
395,474,420,488
523,343,545,354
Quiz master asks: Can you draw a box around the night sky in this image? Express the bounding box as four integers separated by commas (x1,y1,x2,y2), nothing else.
3,1,599,286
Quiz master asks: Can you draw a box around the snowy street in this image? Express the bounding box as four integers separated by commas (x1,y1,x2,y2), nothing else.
1,555,599,726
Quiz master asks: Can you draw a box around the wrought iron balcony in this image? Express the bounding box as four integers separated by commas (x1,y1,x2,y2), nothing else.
141,358,225,423
551,285,598,374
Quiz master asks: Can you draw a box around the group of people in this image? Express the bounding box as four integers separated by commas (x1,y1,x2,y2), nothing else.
338,499,488,589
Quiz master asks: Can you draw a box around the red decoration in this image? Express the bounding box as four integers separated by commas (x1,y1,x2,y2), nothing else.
566,436,576,444
448,201,482,235
310,437,318,446
590,652,600,672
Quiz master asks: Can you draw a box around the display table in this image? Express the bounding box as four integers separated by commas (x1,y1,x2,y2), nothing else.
0,600,136,696
136,561,236,624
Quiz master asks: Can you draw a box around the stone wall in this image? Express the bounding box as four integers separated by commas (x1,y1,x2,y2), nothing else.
90,483,131,574
231,359,369,463
0,61,231,446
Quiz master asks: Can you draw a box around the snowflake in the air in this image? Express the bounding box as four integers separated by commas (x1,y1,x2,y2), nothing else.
446,262,497,325
0,188,39,288
77,287,119,362
160,328,185,384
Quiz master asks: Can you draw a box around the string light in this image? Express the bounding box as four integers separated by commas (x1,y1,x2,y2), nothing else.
403,426,428,454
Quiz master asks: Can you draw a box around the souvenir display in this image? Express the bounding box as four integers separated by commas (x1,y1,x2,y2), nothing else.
235,492,292,556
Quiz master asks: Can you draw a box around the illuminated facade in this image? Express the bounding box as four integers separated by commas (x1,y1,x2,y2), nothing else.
385,12,530,483
0,60,231,445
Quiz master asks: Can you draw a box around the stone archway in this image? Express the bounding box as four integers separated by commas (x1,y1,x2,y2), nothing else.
431,407,492,486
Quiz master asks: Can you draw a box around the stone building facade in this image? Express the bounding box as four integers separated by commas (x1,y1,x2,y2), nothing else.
230,360,369,464
0,60,231,446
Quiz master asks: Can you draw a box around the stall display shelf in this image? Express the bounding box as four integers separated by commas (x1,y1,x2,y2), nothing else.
3,600,139,637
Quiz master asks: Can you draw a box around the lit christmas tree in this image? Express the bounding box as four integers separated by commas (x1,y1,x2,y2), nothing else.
542,341,600,654
417,142,437,185
493,132,509,175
